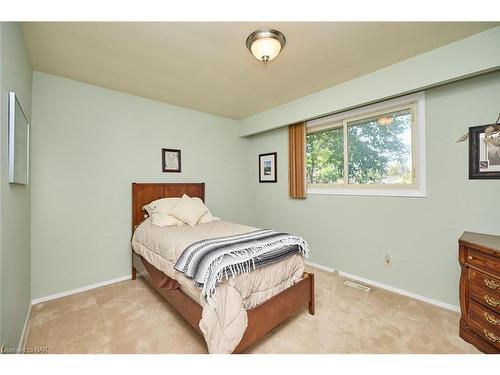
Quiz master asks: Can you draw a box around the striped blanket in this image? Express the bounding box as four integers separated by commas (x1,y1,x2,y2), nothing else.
174,229,309,306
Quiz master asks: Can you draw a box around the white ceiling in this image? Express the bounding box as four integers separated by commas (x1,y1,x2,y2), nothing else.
22,22,498,120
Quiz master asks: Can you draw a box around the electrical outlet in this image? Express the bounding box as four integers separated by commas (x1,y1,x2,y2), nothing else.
385,252,391,266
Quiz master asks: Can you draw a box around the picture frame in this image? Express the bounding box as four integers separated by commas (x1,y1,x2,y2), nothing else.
259,152,277,183
8,92,30,185
162,148,181,173
469,124,500,179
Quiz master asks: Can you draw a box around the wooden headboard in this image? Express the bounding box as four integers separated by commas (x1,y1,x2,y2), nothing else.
132,182,205,230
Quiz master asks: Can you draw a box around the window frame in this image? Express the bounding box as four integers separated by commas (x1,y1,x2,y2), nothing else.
306,92,426,197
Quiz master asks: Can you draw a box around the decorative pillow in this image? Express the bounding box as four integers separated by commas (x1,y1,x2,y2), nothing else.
169,194,208,226
190,197,220,224
144,197,179,214
143,198,184,227
150,211,185,227
198,211,220,224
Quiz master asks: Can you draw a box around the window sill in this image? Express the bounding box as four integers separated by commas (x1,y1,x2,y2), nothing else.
307,187,427,198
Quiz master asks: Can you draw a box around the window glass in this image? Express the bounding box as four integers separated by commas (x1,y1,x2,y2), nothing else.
347,110,413,185
306,126,344,184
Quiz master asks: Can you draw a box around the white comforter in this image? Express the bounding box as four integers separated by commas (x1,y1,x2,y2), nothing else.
131,219,305,353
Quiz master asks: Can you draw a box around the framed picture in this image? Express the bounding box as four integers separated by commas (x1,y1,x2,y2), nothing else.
259,152,277,183
8,92,30,184
469,125,500,179
162,148,181,173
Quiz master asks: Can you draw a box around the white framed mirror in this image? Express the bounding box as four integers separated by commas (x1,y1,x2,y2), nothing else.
8,92,30,184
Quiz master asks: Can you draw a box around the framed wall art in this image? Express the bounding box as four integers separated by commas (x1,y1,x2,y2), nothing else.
259,152,277,183
469,123,500,179
8,92,30,185
162,148,181,173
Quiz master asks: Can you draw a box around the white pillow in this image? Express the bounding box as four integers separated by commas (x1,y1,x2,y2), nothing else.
199,211,220,224
169,194,208,226
143,198,184,227
191,197,220,224
144,197,179,214
150,212,185,227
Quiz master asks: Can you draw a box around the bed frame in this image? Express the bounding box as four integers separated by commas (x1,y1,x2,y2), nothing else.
131,182,315,353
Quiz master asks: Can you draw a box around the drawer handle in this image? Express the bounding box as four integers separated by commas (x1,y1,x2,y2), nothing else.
484,312,500,325
467,255,473,261
483,329,500,343
484,278,500,290
484,295,499,307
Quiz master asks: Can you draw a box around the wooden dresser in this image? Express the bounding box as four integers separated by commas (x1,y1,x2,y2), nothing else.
459,232,500,353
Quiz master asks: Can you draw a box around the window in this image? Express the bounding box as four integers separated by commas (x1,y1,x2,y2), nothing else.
306,93,426,197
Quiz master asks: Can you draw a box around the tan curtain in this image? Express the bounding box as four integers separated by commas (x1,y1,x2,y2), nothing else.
288,122,307,198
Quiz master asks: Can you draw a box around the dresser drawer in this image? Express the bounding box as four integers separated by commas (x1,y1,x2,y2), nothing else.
468,317,500,350
465,248,500,274
468,300,500,336
468,268,500,314
469,269,500,299
469,281,500,314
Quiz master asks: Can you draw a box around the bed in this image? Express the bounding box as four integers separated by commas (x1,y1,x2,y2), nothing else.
130,182,315,353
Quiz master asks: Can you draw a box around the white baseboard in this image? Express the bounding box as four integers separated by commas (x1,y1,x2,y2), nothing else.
17,304,32,353
31,275,132,305
338,271,460,312
305,260,335,273
304,261,459,312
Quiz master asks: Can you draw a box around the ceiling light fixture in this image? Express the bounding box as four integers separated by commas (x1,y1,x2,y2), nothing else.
246,29,286,64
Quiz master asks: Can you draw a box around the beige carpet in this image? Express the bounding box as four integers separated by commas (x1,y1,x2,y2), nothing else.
26,267,480,354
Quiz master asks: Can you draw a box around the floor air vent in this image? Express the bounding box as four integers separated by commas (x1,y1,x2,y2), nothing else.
343,280,372,292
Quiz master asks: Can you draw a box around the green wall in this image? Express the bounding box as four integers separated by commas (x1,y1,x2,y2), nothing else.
30,72,252,300
245,71,500,307
0,22,32,350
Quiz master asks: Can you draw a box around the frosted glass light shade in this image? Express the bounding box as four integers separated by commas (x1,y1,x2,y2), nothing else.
246,29,286,64
250,37,282,63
